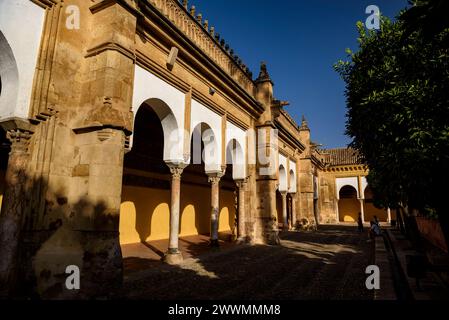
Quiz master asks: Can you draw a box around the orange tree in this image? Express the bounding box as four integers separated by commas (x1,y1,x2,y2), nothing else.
334,0,449,247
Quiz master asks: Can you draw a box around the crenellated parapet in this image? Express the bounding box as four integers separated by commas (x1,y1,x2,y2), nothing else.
144,0,255,96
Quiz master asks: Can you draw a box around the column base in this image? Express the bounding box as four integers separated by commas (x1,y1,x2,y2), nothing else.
209,239,220,248
266,231,281,245
163,250,183,265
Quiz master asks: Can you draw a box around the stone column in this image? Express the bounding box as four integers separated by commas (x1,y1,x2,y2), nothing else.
290,194,296,229
387,208,391,224
280,191,288,230
0,128,32,295
208,173,223,247
164,164,185,264
335,199,340,223
360,199,365,223
235,179,247,241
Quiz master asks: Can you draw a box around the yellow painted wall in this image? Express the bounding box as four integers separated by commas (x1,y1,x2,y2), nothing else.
364,202,388,222
219,189,236,232
276,192,283,224
338,198,360,222
119,184,236,245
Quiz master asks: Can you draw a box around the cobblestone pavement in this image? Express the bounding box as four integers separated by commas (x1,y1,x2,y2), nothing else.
122,225,375,300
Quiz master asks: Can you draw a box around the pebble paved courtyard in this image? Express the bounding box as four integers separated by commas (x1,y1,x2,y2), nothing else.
122,225,375,300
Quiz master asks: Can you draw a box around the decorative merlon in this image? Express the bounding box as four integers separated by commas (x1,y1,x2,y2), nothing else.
146,0,254,93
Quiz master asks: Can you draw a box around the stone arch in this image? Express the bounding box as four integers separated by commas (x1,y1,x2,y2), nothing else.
190,122,219,173
133,98,183,163
338,185,359,222
121,102,172,248
336,177,359,199
132,66,186,162
226,138,245,180
0,31,19,118
278,164,287,192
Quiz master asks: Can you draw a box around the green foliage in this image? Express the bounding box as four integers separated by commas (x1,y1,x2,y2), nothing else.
334,2,449,215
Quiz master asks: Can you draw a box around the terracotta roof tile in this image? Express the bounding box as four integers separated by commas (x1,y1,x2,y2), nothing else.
320,148,362,166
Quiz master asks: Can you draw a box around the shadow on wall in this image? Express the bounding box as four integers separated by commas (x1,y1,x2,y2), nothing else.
0,170,124,299
364,186,388,222
276,190,282,224
119,183,236,245
219,188,235,234
119,186,170,244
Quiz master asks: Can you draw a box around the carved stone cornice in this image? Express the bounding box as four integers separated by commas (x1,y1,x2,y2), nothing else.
0,118,34,133
323,165,368,173
139,0,255,94
31,0,58,9
85,41,136,61
73,97,133,136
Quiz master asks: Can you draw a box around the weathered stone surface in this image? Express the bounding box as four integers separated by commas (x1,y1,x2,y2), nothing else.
0,0,365,300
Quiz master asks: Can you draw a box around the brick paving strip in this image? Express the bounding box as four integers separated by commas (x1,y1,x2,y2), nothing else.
122,225,375,300
374,233,396,300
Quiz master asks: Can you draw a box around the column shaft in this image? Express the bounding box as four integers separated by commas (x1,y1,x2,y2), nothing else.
291,194,296,229
236,180,246,240
281,192,288,230
360,199,365,223
336,199,340,223
0,130,32,294
209,175,222,246
165,165,185,264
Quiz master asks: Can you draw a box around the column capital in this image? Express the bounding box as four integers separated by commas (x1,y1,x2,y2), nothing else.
207,170,225,184
280,191,288,197
1,118,34,155
166,162,188,180
235,178,248,189
6,129,33,154
208,175,222,185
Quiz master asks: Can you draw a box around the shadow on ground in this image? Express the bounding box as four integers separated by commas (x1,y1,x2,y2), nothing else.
121,225,374,300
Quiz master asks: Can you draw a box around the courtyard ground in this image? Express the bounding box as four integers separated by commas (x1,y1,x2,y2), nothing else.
121,225,375,300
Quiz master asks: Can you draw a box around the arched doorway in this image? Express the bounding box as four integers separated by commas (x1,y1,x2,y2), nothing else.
338,185,359,222
180,122,216,239
364,186,388,222
223,139,245,239
120,101,172,246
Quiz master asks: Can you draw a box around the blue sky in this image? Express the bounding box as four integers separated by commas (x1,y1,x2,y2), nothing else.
191,0,409,148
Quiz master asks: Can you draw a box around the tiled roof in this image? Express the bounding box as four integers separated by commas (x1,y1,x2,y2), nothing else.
321,148,362,166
